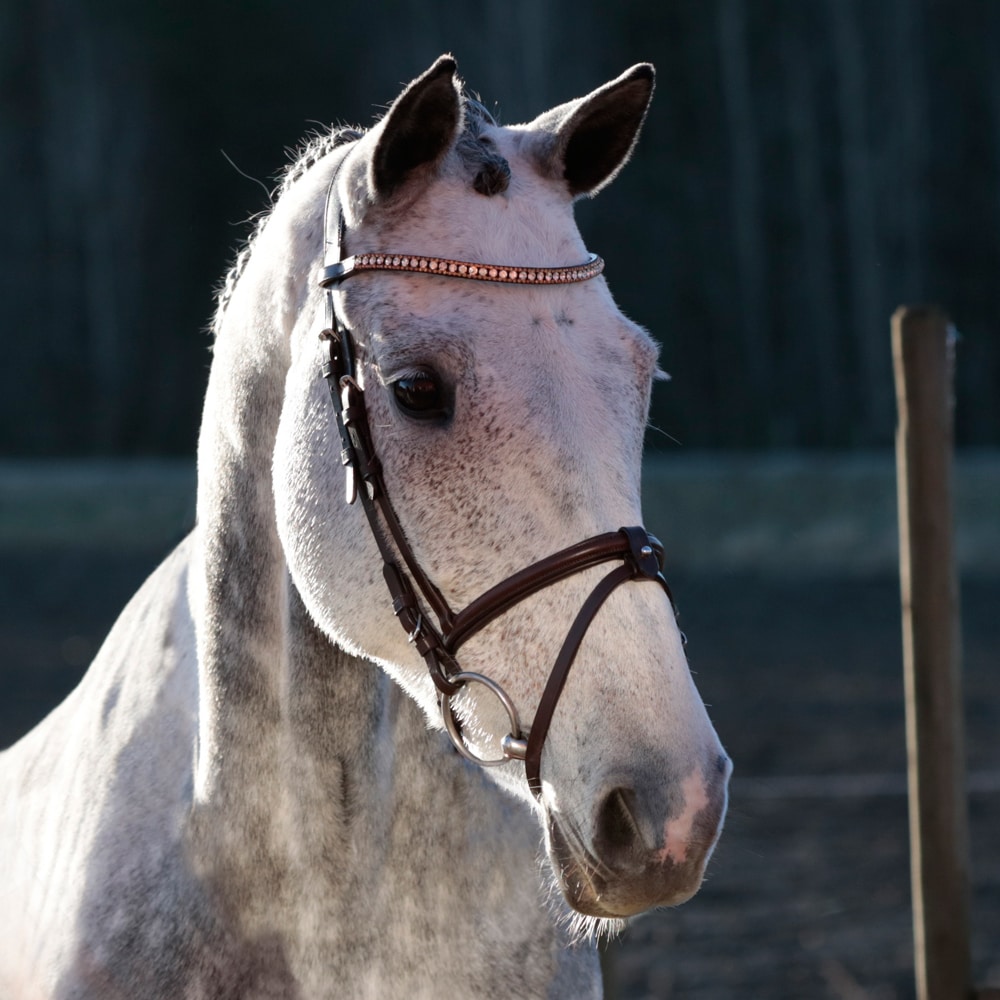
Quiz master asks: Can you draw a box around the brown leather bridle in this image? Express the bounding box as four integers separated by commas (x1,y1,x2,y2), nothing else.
317,177,676,797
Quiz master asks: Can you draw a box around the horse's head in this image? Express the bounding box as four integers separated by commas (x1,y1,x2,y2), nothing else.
273,56,729,921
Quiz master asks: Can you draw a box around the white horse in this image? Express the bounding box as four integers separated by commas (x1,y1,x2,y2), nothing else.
0,57,730,999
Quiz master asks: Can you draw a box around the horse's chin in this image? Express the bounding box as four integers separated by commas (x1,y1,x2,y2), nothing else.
557,867,705,919
545,813,710,919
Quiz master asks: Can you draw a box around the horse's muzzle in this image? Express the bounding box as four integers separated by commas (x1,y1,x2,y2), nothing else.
547,756,731,918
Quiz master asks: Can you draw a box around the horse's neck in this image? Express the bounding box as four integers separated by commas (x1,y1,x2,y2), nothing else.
191,275,292,807
187,297,390,925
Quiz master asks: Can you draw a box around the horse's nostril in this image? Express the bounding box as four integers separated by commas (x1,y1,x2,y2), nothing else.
594,787,644,863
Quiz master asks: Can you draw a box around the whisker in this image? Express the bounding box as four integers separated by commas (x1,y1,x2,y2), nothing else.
553,813,616,882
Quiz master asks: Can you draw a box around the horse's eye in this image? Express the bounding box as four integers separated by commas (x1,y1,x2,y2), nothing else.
391,371,448,420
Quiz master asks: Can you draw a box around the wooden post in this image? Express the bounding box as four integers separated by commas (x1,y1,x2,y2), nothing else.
892,306,972,1000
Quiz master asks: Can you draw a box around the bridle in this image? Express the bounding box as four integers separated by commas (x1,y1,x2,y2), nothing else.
317,173,677,797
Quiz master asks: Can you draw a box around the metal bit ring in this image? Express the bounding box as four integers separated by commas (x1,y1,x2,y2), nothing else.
439,672,528,767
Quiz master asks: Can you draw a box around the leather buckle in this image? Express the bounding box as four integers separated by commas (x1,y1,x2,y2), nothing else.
620,526,662,579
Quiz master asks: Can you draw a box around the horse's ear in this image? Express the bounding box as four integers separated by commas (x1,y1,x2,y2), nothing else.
531,64,655,199
369,55,463,199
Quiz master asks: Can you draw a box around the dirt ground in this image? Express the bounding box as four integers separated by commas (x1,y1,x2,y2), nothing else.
1,546,997,999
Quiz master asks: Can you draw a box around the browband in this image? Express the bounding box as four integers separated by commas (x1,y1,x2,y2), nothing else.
320,252,604,287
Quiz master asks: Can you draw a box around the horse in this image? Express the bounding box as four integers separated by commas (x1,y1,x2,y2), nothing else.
0,56,730,999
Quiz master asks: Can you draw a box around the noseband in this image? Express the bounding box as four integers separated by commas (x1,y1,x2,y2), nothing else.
317,178,676,797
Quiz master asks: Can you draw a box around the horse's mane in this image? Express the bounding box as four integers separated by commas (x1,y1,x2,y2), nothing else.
211,92,507,339
210,125,359,339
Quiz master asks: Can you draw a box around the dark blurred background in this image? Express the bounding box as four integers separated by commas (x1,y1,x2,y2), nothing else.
3,3,999,996
2,0,998,457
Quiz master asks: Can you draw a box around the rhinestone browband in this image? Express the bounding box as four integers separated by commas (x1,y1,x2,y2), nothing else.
320,252,604,288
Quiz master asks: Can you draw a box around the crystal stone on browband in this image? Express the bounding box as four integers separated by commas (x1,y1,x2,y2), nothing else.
320,251,604,288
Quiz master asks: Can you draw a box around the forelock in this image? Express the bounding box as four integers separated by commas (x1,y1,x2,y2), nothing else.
455,93,511,197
